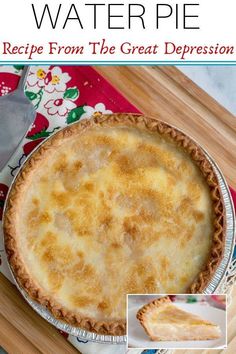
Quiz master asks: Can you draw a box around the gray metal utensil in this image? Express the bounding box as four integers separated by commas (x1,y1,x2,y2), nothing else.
0,66,36,170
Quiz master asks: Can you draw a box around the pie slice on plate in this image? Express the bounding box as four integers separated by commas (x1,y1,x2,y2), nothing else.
137,296,221,341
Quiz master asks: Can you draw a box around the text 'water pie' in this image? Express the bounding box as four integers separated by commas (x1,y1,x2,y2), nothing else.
137,296,221,341
4,114,225,335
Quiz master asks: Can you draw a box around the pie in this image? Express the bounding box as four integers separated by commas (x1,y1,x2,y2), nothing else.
136,296,221,341
3,114,225,335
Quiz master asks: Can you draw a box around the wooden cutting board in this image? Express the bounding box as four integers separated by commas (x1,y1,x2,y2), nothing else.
0,66,235,354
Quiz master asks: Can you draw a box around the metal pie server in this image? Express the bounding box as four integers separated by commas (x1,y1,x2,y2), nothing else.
0,66,36,171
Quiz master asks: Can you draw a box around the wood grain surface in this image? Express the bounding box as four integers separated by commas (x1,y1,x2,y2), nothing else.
0,66,235,353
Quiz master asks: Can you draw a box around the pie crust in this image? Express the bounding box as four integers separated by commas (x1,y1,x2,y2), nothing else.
136,296,221,341
3,114,225,335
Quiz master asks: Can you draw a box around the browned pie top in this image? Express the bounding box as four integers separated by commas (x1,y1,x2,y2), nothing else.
4,114,224,335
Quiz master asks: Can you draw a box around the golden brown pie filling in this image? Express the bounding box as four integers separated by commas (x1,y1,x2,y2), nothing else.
4,114,224,335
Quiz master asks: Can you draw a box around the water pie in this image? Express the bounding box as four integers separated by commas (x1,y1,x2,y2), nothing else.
4,114,225,335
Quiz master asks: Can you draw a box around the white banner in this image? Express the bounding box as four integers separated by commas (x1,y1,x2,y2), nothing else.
0,0,235,63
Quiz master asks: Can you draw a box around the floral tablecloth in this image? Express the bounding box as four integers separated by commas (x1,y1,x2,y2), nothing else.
0,65,235,354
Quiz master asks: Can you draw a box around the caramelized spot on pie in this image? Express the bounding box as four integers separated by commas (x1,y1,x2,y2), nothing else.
116,155,134,174
178,197,193,214
42,248,55,263
32,198,40,206
138,207,155,223
48,270,64,292
98,300,110,312
53,154,68,172
100,214,114,231
73,160,83,171
110,242,122,249
99,191,104,199
160,256,170,271
137,142,179,175
40,231,57,248
83,182,94,192
76,250,84,259
56,246,73,266
144,276,157,292
124,276,140,294
135,260,152,276
71,296,94,308
39,176,49,184
168,272,175,281
123,217,139,240
67,261,85,280
38,211,52,224
65,209,77,222
41,240,73,267
167,175,176,187
89,134,115,147
180,275,188,285
193,210,204,222
178,160,192,175
27,208,40,227
27,209,52,228
82,264,96,279
187,182,201,201
74,227,90,237
51,191,70,208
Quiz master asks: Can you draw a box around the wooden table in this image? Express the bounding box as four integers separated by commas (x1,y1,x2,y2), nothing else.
0,66,235,353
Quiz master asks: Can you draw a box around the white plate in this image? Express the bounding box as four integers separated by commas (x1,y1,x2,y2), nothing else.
128,303,227,349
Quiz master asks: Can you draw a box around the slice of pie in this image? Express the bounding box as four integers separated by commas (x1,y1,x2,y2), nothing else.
137,296,221,341
3,114,224,335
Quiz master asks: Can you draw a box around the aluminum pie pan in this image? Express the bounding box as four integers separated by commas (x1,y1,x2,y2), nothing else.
3,124,235,345
202,150,235,293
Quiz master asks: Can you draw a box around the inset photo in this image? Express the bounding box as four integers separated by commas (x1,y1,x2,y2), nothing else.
127,294,227,350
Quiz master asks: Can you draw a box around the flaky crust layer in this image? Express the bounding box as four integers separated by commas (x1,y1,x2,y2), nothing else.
3,114,225,335
136,296,171,321
136,296,171,339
